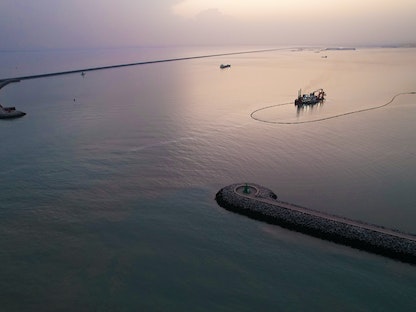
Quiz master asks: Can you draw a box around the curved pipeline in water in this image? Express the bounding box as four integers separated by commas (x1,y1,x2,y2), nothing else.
250,92,416,125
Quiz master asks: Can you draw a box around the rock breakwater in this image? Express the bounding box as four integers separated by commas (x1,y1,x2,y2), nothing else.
215,183,416,264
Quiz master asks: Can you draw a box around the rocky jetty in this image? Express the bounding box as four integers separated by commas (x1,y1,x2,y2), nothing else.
215,183,416,264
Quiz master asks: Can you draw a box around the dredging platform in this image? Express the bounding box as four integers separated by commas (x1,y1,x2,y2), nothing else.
294,88,325,106
215,183,416,264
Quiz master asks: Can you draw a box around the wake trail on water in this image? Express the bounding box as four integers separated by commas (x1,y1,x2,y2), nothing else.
129,137,198,152
250,92,416,125
128,120,254,153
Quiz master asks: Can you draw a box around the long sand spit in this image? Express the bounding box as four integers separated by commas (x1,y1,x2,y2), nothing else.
215,183,416,265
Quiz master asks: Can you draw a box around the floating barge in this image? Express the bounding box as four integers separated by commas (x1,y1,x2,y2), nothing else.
294,89,325,106
0,79,26,119
216,183,416,264
0,105,26,119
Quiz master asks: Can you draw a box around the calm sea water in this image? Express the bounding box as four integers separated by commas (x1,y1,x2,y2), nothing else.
1,46,416,311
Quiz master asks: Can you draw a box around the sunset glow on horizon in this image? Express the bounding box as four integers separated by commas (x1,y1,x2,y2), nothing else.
172,0,414,19
0,0,415,49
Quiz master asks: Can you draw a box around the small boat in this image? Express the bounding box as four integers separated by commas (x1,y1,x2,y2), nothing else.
0,104,26,119
220,64,231,69
294,89,325,106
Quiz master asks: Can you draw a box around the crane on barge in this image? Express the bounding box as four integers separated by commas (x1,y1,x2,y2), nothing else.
294,88,325,106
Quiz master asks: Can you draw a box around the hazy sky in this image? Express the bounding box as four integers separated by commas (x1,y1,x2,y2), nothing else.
1,0,415,50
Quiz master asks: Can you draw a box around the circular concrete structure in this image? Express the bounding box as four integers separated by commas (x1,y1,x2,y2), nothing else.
216,183,416,265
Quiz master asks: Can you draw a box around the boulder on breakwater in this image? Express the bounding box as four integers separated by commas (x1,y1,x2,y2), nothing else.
215,183,416,265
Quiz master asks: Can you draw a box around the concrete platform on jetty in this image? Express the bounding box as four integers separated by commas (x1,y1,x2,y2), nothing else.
215,183,416,264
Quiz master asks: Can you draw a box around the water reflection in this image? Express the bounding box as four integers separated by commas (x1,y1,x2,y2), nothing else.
296,100,325,117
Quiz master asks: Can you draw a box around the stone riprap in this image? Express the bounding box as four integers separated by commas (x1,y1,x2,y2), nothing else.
215,183,416,264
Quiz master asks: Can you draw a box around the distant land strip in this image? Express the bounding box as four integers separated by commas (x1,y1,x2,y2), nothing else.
0,48,285,88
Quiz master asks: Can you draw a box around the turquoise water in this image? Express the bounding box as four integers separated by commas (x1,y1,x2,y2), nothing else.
1,47,416,311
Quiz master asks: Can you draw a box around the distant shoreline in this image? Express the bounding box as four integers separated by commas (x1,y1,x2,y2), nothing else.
324,47,356,51
0,48,285,83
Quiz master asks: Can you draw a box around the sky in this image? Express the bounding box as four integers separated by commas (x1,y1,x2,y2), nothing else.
1,0,415,50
